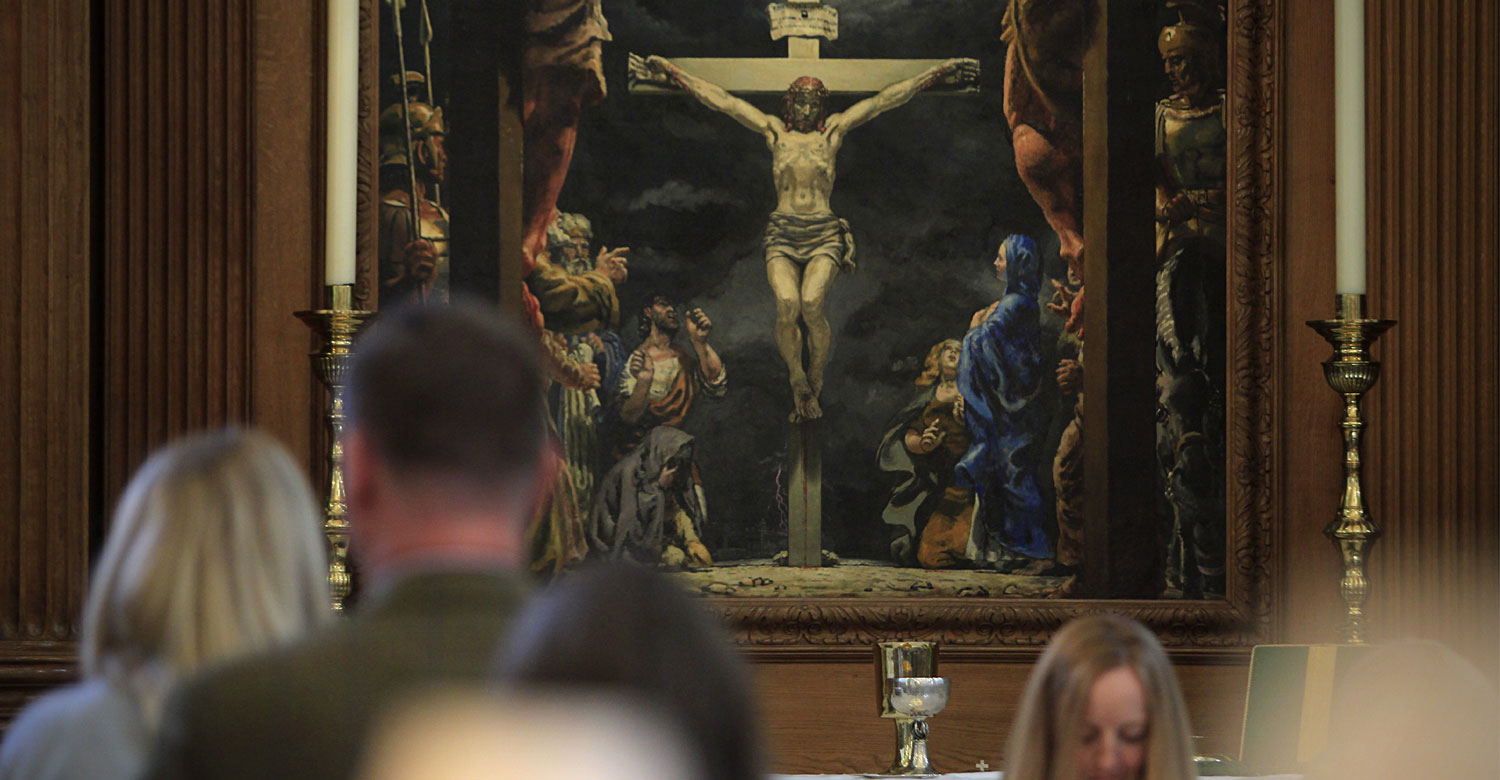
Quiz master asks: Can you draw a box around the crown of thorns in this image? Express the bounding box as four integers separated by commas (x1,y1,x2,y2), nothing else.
786,76,830,98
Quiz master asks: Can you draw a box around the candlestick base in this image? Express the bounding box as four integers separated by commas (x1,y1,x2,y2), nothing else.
295,284,375,611
1306,294,1395,643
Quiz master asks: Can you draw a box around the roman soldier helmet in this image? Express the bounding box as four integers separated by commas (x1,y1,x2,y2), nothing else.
390,70,426,102
1157,21,1216,61
378,100,447,169
1158,1,1223,84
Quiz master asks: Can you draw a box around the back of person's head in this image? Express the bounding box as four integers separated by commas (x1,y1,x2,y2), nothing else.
81,428,330,722
492,564,764,780
344,299,547,503
1004,613,1194,780
358,689,699,780
1311,639,1498,780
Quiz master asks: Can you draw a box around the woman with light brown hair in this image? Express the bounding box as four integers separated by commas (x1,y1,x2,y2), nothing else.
877,338,974,568
0,429,331,780
1004,613,1195,780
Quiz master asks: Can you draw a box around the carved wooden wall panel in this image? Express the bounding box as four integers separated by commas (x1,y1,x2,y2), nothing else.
1,0,323,730
99,0,320,515
100,0,254,507
1276,0,1355,646
0,0,92,723
1362,0,1499,665
243,0,321,464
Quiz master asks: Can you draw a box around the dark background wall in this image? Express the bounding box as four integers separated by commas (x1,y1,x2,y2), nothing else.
0,0,1495,772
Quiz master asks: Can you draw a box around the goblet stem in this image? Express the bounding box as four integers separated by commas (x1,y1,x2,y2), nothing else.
908,718,933,775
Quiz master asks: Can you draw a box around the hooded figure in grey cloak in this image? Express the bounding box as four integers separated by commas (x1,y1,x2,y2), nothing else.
587,426,711,567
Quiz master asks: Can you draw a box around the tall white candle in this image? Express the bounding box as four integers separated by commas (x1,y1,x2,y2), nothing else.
324,0,359,289
1334,0,1366,295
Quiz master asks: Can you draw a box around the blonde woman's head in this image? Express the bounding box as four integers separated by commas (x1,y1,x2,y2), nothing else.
916,339,962,387
81,429,330,701
1004,613,1194,780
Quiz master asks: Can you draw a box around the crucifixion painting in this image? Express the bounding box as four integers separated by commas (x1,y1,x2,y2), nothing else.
625,1,979,568
391,0,1232,598
628,11,978,423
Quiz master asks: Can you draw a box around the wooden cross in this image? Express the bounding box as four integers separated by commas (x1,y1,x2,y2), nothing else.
631,2,977,567
629,1,976,96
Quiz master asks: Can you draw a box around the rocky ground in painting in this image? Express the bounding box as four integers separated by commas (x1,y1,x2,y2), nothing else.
665,558,1070,599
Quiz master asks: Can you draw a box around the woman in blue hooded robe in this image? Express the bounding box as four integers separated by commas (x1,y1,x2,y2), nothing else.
956,234,1053,564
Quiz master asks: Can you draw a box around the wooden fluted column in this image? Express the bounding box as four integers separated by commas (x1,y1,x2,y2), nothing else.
0,0,92,723
1362,0,1499,666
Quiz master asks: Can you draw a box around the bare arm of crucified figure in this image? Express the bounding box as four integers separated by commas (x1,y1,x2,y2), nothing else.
629,54,779,140
827,58,980,140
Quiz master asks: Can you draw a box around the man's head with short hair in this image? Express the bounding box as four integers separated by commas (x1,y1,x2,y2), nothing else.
343,300,550,573
638,295,680,340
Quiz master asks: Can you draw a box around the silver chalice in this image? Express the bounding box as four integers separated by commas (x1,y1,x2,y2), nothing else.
887,677,950,776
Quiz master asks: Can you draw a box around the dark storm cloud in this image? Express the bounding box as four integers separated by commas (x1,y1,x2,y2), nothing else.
833,0,1007,58
626,180,744,212
608,0,778,56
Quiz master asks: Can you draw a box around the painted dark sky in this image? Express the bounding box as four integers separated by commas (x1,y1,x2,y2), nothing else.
390,0,1181,561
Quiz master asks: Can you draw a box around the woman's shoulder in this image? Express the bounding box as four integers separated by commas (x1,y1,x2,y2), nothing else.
6,678,128,732
0,679,149,780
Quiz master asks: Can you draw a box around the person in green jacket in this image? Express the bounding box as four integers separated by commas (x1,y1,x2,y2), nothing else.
141,300,553,780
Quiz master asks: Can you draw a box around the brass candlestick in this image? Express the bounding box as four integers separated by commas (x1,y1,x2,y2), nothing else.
1306,293,1395,643
296,284,375,611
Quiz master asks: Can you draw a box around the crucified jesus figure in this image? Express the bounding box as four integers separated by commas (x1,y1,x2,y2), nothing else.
630,54,979,422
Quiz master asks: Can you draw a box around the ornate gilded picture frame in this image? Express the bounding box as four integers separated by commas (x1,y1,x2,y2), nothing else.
355,0,1278,650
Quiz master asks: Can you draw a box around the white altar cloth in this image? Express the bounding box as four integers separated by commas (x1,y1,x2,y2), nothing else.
774,768,1302,774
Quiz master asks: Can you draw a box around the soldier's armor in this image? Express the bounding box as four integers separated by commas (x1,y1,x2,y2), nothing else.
417,202,451,304
378,97,449,305
379,194,451,305
1154,16,1229,597
1155,90,1227,249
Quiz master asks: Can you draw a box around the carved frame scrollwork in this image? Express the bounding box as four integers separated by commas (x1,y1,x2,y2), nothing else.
354,0,381,311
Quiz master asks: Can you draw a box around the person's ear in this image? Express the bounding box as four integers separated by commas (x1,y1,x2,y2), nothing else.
414,139,434,168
